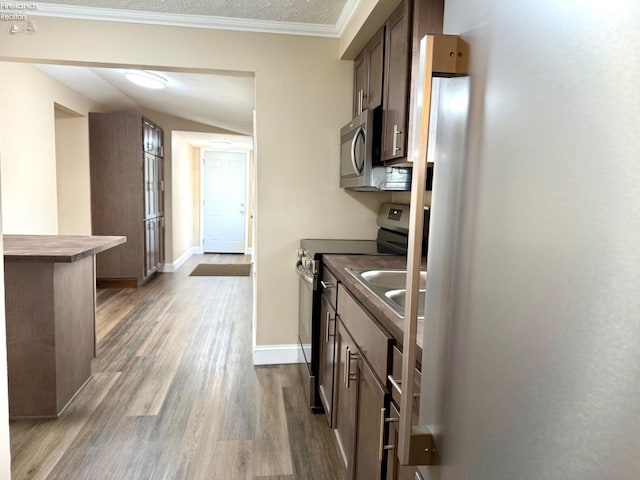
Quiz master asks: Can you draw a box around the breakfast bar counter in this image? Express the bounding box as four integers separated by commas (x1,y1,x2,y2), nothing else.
4,234,126,419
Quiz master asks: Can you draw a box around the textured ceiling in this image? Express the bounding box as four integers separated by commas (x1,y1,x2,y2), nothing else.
34,0,348,24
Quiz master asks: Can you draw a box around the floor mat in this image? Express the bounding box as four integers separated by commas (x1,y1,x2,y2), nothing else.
190,263,251,277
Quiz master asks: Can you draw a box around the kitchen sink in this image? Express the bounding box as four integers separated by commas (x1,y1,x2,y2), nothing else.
385,289,426,313
360,270,427,290
346,268,426,318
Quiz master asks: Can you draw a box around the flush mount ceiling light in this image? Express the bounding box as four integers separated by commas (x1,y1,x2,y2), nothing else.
124,70,167,89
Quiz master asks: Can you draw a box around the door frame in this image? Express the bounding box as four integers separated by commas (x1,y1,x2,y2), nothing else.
199,148,252,255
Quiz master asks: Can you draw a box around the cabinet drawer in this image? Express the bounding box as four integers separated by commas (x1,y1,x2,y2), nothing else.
390,347,421,412
337,284,393,385
321,267,338,309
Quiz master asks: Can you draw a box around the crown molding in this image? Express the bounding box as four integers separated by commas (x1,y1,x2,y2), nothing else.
336,0,361,37
31,2,357,38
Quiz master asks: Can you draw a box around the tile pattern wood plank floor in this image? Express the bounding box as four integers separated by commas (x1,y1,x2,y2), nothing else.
10,254,345,480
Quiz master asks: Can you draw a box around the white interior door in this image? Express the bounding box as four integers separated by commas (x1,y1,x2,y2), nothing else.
203,151,247,253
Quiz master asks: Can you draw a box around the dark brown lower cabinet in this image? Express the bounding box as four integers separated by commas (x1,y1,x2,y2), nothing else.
144,217,163,277
334,318,391,480
354,356,389,480
318,294,337,426
333,320,359,475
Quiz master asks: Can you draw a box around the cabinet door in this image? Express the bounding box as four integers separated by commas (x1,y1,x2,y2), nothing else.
353,49,367,117
154,155,164,216
144,219,161,277
318,294,337,426
143,120,155,154
333,319,359,476
155,125,164,157
366,27,385,111
381,0,411,161
144,153,155,219
354,358,388,480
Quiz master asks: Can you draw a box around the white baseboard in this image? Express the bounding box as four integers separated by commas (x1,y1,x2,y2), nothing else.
160,246,202,273
253,344,302,366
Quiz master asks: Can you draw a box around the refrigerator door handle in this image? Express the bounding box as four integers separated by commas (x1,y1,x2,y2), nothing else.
397,33,470,467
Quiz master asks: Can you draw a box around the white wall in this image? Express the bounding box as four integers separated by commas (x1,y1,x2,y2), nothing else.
55,107,92,234
0,62,100,234
171,134,198,261
419,2,640,479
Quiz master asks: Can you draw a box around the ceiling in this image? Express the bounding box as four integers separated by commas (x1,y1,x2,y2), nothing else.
26,0,356,145
35,63,256,136
35,0,350,26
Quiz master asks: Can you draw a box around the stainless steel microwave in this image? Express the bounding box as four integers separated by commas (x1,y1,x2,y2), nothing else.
339,110,411,191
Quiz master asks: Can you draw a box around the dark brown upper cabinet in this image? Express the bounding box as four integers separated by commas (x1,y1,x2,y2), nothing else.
351,0,445,165
353,27,385,117
381,0,411,162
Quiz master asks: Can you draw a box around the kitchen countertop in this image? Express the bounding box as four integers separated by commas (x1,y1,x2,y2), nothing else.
323,254,424,357
3,234,126,262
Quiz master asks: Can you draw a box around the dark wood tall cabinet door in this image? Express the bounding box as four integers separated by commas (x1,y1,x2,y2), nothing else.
353,27,385,117
318,294,337,426
333,320,359,476
144,153,164,219
145,218,161,277
353,50,367,117
381,0,411,161
354,359,388,480
366,27,385,111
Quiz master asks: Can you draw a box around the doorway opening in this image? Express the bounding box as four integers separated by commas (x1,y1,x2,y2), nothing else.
201,149,252,254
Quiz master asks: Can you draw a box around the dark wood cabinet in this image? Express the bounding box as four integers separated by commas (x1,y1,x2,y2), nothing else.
333,285,394,480
144,153,164,219
353,27,385,117
354,357,389,480
350,0,444,164
143,118,164,157
89,112,165,286
144,217,163,278
353,49,366,117
334,319,359,475
318,269,338,426
381,0,411,161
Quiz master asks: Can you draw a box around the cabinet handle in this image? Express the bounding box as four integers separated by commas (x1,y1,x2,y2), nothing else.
378,407,400,461
358,89,364,115
392,124,402,154
388,375,421,399
344,346,358,389
320,280,335,290
388,375,403,396
325,311,334,343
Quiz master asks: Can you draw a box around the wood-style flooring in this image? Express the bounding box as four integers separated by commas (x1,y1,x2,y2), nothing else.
9,254,345,480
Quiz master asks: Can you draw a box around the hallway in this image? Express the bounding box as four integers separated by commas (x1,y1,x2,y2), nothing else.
9,254,344,480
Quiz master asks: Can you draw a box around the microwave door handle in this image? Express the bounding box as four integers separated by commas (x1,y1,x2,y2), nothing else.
351,126,364,175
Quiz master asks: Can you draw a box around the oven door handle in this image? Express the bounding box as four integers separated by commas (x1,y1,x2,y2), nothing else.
297,263,315,285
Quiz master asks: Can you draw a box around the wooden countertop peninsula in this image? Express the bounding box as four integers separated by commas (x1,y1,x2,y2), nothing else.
4,234,126,419
3,234,125,262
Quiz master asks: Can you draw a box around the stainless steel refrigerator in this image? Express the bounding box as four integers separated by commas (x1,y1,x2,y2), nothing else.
412,2,640,479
